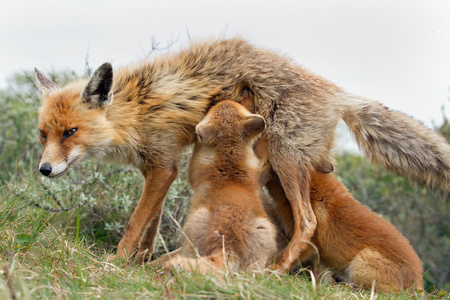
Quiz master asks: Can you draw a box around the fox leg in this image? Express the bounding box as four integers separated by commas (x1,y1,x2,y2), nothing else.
135,207,163,262
116,165,178,259
268,161,316,273
265,177,318,261
265,177,295,238
150,246,223,274
163,253,226,274
148,247,184,268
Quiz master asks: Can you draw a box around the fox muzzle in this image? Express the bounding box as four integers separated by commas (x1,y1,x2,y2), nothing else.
39,163,52,176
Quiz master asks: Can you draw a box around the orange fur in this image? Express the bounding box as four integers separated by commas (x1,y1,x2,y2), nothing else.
263,170,424,293
151,101,276,273
35,37,450,271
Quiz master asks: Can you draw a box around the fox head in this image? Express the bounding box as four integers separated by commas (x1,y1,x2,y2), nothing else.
189,100,266,187
36,63,115,178
195,100,266,147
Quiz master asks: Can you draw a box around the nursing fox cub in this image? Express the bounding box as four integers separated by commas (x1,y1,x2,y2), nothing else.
152,100,276,272
261,160,424,293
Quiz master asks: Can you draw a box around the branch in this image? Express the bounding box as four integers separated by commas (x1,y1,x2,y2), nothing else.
32,201,85,213
144,35,180,60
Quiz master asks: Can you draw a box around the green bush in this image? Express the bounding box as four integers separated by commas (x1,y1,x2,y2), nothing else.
0,69,448,293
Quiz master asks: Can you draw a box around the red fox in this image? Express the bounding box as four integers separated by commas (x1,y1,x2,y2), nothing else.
151,100,276,273
35,37,450,271
262,170,424,293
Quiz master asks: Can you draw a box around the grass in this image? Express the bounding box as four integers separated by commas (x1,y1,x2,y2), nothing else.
1,69,448,297
0,179,444,300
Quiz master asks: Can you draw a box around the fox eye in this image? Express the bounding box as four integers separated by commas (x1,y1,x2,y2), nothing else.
63,127,78,139
68,128,78,135
39,130,46,140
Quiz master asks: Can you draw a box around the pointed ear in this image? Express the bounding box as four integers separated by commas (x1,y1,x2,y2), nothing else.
316,160,334,173
243,114,265,138
196,122,218,145
240,87,255,113
35,68,60,97
81,62,113,108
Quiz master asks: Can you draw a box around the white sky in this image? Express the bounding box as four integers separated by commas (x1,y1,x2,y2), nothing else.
1,0,450,131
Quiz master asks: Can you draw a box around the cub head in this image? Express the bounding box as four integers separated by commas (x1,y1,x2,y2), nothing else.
36,63,115,177
195,100,266,147
189,100,266,186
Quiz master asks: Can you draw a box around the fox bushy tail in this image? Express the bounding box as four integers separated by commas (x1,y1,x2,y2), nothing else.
338,92,450,194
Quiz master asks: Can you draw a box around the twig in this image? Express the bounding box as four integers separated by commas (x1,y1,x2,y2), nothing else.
84,45,91,77
156,275,173,300
4,252,16,300
369,280,377,300
144,35,180,60
33,202,85,213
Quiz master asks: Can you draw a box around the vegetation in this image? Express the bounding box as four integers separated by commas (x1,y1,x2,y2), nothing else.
0,69,448,299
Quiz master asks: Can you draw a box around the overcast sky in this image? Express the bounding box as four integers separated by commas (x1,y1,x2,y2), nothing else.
2,0,450,131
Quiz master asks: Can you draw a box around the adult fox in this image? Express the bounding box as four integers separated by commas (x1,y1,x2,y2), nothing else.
35,37,450,272
152,100,277,273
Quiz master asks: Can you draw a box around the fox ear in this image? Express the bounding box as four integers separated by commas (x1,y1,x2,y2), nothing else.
240,87,255,113
81,62,113,108
316,160,334,174
35,68,60,98
196,122,218,145
243,114,266,138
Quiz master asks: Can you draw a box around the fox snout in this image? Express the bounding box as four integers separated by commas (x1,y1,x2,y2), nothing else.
38,145,83,178
39,163,52,176
38,159,70,178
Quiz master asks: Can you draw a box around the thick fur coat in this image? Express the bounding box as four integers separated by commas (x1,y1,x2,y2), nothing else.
152,101,276,273
263,171,423,293
36,37,450,271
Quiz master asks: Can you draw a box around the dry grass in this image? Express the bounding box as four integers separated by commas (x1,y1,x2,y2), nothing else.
0,180,436,300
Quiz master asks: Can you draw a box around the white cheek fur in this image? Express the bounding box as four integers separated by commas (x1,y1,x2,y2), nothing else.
68,146,83,164
50,161,69,176
41,146,84,177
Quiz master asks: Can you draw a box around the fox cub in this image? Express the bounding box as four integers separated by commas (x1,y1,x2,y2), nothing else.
153,100,276,273
263,170,424,293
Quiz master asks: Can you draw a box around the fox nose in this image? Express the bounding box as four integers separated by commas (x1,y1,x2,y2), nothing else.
39,163,52,176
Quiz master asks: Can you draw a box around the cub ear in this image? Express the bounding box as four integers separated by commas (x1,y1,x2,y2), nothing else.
240,87,255,113
35,68,60,98
196,122,218,145
316,160,334,174
81,62,113,108
243,114,266,138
